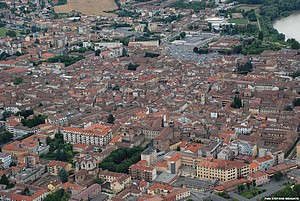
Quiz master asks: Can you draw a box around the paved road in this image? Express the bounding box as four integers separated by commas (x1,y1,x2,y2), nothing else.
230,177,289,201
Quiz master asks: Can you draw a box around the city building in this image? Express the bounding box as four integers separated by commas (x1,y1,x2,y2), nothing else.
62,123,112,146
141,147,157,166
247,171,270,186
0,153,12,169
129,160,157,182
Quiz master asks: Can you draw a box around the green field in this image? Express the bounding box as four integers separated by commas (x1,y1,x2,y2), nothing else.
241,188,264,199
0,28,20,37
0,28,8,36
228,18,249,25
234,4,261,11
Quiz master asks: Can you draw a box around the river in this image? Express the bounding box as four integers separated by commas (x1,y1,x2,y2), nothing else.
273,12,300,42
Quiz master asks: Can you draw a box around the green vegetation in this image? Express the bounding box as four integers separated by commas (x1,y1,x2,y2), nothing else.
170,0,215,12
237,184,245,194
152,15,182,23
118,10,140,18
107,114,115,124
20,187,31,196
56,0,67,5
41,133,75,163
59,169,69,183
0,52,10,60
234,0,300,48
241,188,264,199
0,174,9,186
236,60,253,74
5,30,16,38
13,77,23,85
100,147,144,173
135,35,160,41
93,178,104,185
0,22,6,28
228,18,249,25
0,28,8,37
216,192,231,199
144,52,160,58
0,131,13,145
16,133,34,141
16,110,33,118
0,174,15,189
21,114,47,128
127,63,140,71
42,55,85,66
0,2,8,8
44,189,70,201
70,47,90,53
293,98,300,107
262,184,300,200
231,96,243,108
274,171,283,181
238,39,281,55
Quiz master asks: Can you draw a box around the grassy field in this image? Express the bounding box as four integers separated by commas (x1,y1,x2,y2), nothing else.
241,188,264,199
0,28,20,37
54,0,117,16
234,4,261,11
228,18,249,25
0,28,8,36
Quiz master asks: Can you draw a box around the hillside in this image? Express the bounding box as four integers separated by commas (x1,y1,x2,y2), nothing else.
54,0,117,16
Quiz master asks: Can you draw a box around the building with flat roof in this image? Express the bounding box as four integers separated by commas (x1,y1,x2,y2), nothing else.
70,183,101,201
62,123,112,146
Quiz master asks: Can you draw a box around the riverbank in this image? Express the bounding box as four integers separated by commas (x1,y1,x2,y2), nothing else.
273,11,300,42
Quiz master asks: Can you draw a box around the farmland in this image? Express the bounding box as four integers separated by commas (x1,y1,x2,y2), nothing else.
54,0,118,16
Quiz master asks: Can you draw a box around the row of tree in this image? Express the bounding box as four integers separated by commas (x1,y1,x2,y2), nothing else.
44,55,85,67
237,180,256,194
21,114,47,128
0,131,13,145
44,189,70,201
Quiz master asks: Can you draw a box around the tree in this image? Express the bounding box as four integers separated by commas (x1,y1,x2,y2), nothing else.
293,184,300,197
13,77,23,85
180,32,186,39
258,31,264,40
44,189,70,201
252,179,256,188
275,171,283,181
193,47,199,53
107,114,115,124
95,49,101,56
127,63,139,71
20,187,31,196
231,96,243,108
238,184,242,194
93,178,103,185
246,182,251,190
6,30,16,37
240,184,245,193
176,146,180,151
15,51,22,56
59,169,68,183
0,174,9,186
46,137,52,145
293,98,300,107
284,105,293,111
277,33,285,41
291,41,300,49
0,131,13,144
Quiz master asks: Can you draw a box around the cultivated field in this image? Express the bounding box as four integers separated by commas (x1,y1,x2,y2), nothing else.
234,4,261,11
54,0,118,16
